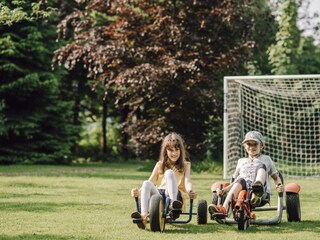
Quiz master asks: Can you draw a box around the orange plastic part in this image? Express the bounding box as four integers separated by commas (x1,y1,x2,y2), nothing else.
234,190,247,210
285,182,301,193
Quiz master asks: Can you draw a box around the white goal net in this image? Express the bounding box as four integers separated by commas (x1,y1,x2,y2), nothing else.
223,75,320,179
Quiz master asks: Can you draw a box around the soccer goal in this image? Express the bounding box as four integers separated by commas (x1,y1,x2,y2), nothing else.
223,75,320,179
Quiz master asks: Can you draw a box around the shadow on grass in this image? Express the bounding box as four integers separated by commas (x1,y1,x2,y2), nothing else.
163,221,235,233
0,234,88,240
0,201,105,212
250,220,320,233
156,219,320,234
0,163,152,180
1,171,148,181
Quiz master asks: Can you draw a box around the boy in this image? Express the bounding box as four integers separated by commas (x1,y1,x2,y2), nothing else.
209,131,284,223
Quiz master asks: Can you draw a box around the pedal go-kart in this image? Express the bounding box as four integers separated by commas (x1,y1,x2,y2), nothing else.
209,178,301,230
132,195,208,232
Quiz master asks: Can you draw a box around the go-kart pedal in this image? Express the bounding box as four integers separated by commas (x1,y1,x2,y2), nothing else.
250,193,262,207
212,212,227,224
131,211,147,229
208,204,227,223
169,200,182,219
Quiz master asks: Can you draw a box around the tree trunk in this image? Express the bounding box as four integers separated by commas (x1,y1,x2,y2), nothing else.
71,69,84,153
121,106,129,160
102,80,107,154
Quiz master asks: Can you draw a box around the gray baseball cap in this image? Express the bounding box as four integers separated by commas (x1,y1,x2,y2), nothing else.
242,131,264,145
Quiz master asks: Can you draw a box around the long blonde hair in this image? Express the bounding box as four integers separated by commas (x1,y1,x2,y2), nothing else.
158,132,187,174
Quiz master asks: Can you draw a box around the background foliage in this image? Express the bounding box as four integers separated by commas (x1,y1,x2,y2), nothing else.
0,0,79,164
0,0,319,164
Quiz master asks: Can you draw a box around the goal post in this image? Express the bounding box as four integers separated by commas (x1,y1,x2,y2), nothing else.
223,75,320,179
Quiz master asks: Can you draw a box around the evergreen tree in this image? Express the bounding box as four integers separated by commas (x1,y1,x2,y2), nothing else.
0,0,79,164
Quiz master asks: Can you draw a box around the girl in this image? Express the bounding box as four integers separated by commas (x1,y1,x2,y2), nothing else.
209,131,284,223
131,132,196,229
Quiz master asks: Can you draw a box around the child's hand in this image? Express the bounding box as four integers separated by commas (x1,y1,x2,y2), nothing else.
276,184,284,192
131,188,139,197
216,188,224,195
188,190,197,199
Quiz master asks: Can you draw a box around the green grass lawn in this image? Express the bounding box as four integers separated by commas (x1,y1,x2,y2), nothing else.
0,162,319,240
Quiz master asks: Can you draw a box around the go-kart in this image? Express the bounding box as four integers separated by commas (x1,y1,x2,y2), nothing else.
209,178,301,230
132,194,208,232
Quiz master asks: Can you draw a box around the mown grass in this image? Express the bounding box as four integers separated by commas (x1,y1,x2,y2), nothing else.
0,161,319,240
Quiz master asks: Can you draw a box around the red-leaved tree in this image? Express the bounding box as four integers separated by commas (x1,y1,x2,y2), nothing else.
54,0,273,159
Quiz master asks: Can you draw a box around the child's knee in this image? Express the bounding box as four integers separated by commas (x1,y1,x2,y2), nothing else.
164,169,175,178
141,180,152,189
257,163,266,171
235,178,247,190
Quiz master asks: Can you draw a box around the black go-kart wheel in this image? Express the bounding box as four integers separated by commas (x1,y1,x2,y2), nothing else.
237,208,250,231
286,192,301,222
149,194,166,232
197,199,207,224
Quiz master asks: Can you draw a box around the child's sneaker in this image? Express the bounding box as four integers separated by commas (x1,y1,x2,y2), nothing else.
171,200,183,209
131,212,147,229
252,181,264,197
170,200,182,219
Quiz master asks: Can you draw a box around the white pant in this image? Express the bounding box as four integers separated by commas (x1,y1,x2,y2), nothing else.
140,169,178,216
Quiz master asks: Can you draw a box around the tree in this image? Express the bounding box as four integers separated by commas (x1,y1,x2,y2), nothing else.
296,36,320,74
0,0,79,164
54,0,276,159
268,0,301,74
246,0,278,75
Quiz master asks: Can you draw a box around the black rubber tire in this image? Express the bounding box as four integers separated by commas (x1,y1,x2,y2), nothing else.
286,192,301,222
237,208,249,231
197,199,207,224
149,195,165,232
